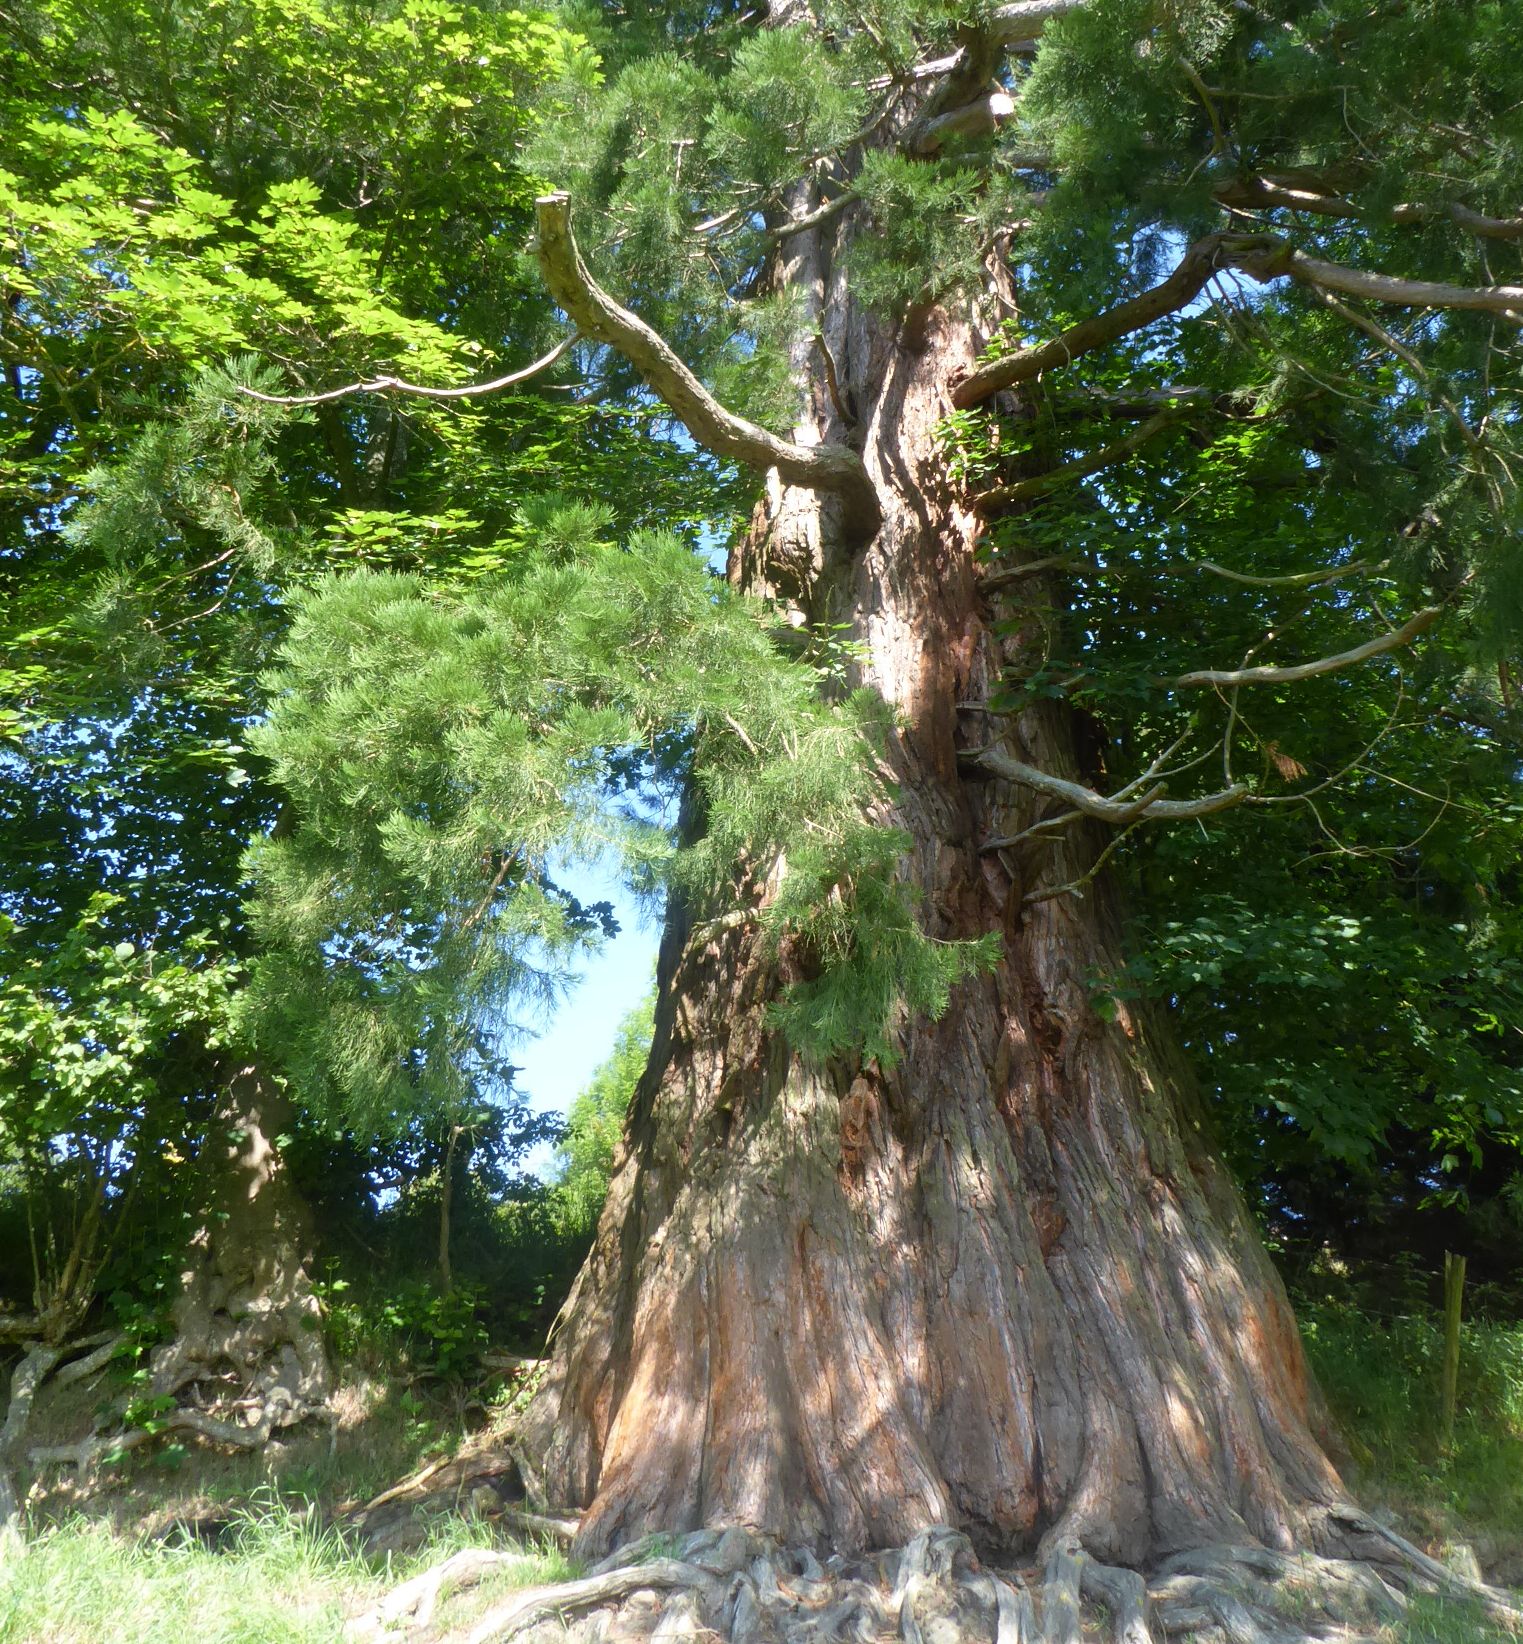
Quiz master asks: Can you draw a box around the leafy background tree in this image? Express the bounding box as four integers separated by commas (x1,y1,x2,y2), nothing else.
1,0,692,1332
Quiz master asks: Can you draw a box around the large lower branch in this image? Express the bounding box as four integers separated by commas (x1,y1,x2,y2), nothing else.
533,193,880,536
954,232,1523,408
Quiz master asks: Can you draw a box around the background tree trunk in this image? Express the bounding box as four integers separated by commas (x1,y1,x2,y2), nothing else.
149,1062,330,1441
522,189,1347,1571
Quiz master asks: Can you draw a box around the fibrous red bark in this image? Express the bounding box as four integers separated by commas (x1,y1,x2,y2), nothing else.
519,190,1353,1578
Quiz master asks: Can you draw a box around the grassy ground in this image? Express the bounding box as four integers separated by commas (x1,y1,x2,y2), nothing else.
1300,1300,1523,1587
4,1367,563,1644
0,1497,572,1644
2,1302,1519,1643
22,1365,491,1540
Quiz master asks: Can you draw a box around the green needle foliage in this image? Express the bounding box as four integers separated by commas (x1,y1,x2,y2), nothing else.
246,505,996,1130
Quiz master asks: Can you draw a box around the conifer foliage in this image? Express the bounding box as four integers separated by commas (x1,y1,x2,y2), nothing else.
247,508,996,1127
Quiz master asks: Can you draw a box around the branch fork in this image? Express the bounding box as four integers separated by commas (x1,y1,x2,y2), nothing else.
533,193,881,538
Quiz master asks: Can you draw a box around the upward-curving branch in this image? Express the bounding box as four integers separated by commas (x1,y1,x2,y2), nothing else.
1173,602,1446,689
533,193,881,535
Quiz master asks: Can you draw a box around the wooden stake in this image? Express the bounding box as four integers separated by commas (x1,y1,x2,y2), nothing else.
1440,1250,1466,1453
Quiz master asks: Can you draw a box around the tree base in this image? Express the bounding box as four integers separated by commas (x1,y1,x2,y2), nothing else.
348,1519,1522,1644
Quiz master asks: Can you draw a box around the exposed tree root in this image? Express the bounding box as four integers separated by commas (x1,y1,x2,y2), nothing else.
350,1522,1523,1644
2,1330,131,1533
1,1342,65,1534
336,1453,562,1557
1323,1504,1523,1621
27,1370,334,1488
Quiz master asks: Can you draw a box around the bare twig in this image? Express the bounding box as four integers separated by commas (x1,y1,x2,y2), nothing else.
1023,818,1146,906
239,333,580,407
974,405,1187,509
980,551,1089,590
1214,174,1523,241
1172,602,1445,688
969,747,1248,822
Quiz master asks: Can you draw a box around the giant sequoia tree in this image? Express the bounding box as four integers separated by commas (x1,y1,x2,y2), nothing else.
492,0,1523,1630
254,0,1523,1637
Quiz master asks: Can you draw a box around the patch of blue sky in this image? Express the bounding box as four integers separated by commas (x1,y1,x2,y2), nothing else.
502,850,660,1177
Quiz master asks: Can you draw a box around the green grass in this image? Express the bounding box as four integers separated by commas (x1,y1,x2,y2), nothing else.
0,1495,572,1644
1299,1300,1523,1554
1393,1592,1519,1644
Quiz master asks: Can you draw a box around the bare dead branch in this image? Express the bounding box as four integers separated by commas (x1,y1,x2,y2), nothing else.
1306,285,1489,465
1248,671,1408,808
1173,602,1445,688
981,810,1082,852
1170,558,1381,589
1444,201,1523,240
770,189,860,243
1023,818,1147,907
239,333,580,407
980,551,1089,590
534,193,880,533
1243,241,1523,319
1215,174,1523,241
969,747,1248,822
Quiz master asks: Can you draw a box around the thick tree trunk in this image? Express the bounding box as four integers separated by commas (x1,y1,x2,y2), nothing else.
521,193,1346,1574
